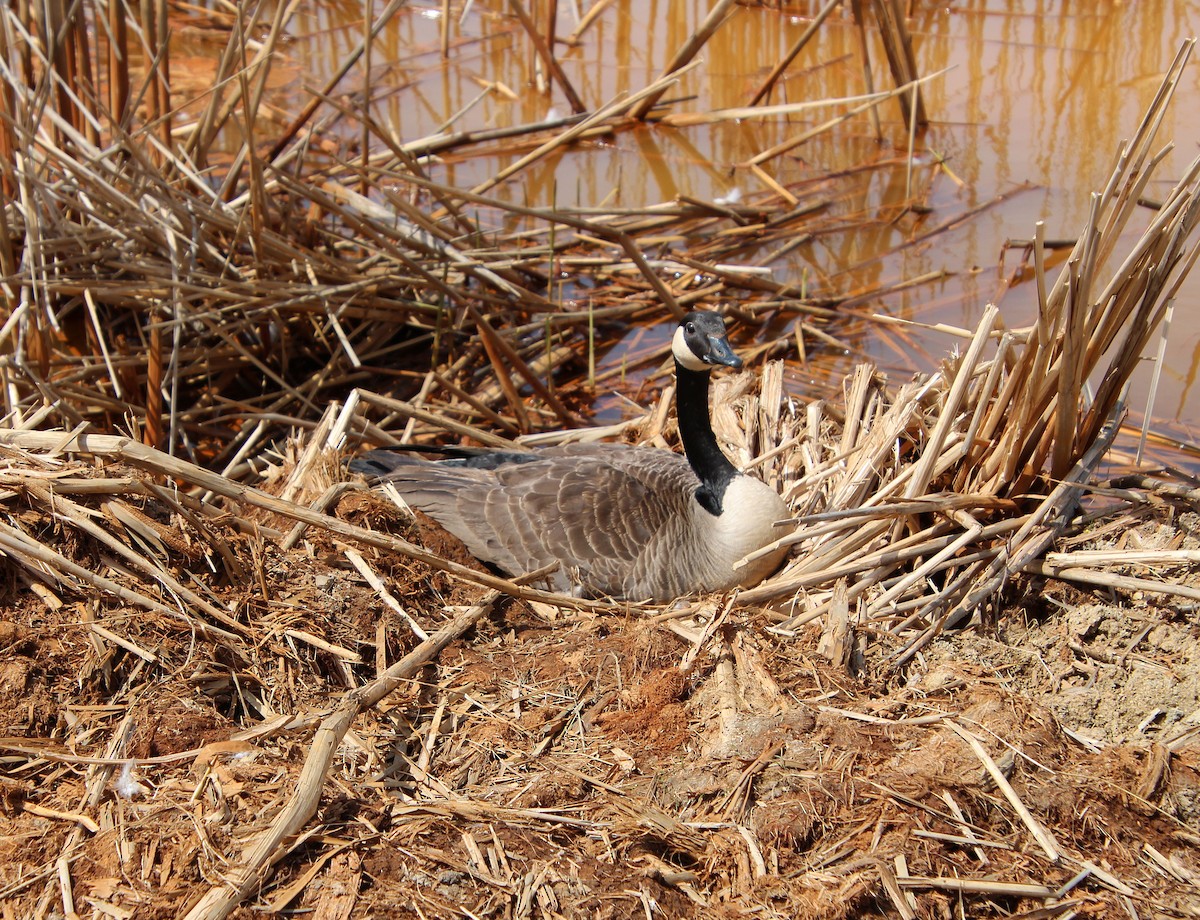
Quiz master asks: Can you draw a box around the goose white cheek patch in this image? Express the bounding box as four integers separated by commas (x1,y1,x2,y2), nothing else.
672,326,709,372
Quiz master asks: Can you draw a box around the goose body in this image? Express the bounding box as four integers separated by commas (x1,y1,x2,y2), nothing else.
352,312,790,601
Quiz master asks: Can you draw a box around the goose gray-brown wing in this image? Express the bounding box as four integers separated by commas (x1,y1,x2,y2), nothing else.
510,445,700,595
362,446,702,597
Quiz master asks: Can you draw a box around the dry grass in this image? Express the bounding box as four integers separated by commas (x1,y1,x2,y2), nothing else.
0,3,1198,919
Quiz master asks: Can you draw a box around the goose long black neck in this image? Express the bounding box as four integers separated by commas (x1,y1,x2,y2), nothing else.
676,363,739,516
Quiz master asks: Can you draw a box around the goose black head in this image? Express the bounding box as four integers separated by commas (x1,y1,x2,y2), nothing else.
671,311,742,373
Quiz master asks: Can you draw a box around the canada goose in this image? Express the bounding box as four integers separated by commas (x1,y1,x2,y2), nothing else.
351,311,790,601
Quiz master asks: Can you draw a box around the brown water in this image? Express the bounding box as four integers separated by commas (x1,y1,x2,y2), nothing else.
252,1,1200,456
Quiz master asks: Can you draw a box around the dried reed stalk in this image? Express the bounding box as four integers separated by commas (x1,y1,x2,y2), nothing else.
869,0,927,129
507,0,585,113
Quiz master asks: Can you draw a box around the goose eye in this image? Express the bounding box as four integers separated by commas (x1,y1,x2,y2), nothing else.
685,322,696,334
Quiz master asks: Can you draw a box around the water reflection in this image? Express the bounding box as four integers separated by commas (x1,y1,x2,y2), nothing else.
217,0,1200,447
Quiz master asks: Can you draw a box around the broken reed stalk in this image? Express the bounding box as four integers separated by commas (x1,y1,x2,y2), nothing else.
507,0,585,113
870,0,927,129
1137,298,1175,464
107,0,130,129
660,74,942,130
362,0,374,194
736,72,945,167
0,31,14,202
850,0,883,140
44,0,83,150
749,0,841,106
144,313,163,449
629,0,739,120
148,0,171,152
565,0,615,44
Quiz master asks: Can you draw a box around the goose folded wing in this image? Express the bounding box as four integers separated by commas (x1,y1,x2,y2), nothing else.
480,450,694,592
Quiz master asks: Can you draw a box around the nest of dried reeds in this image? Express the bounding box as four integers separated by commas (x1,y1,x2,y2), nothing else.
1,3,1199,918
